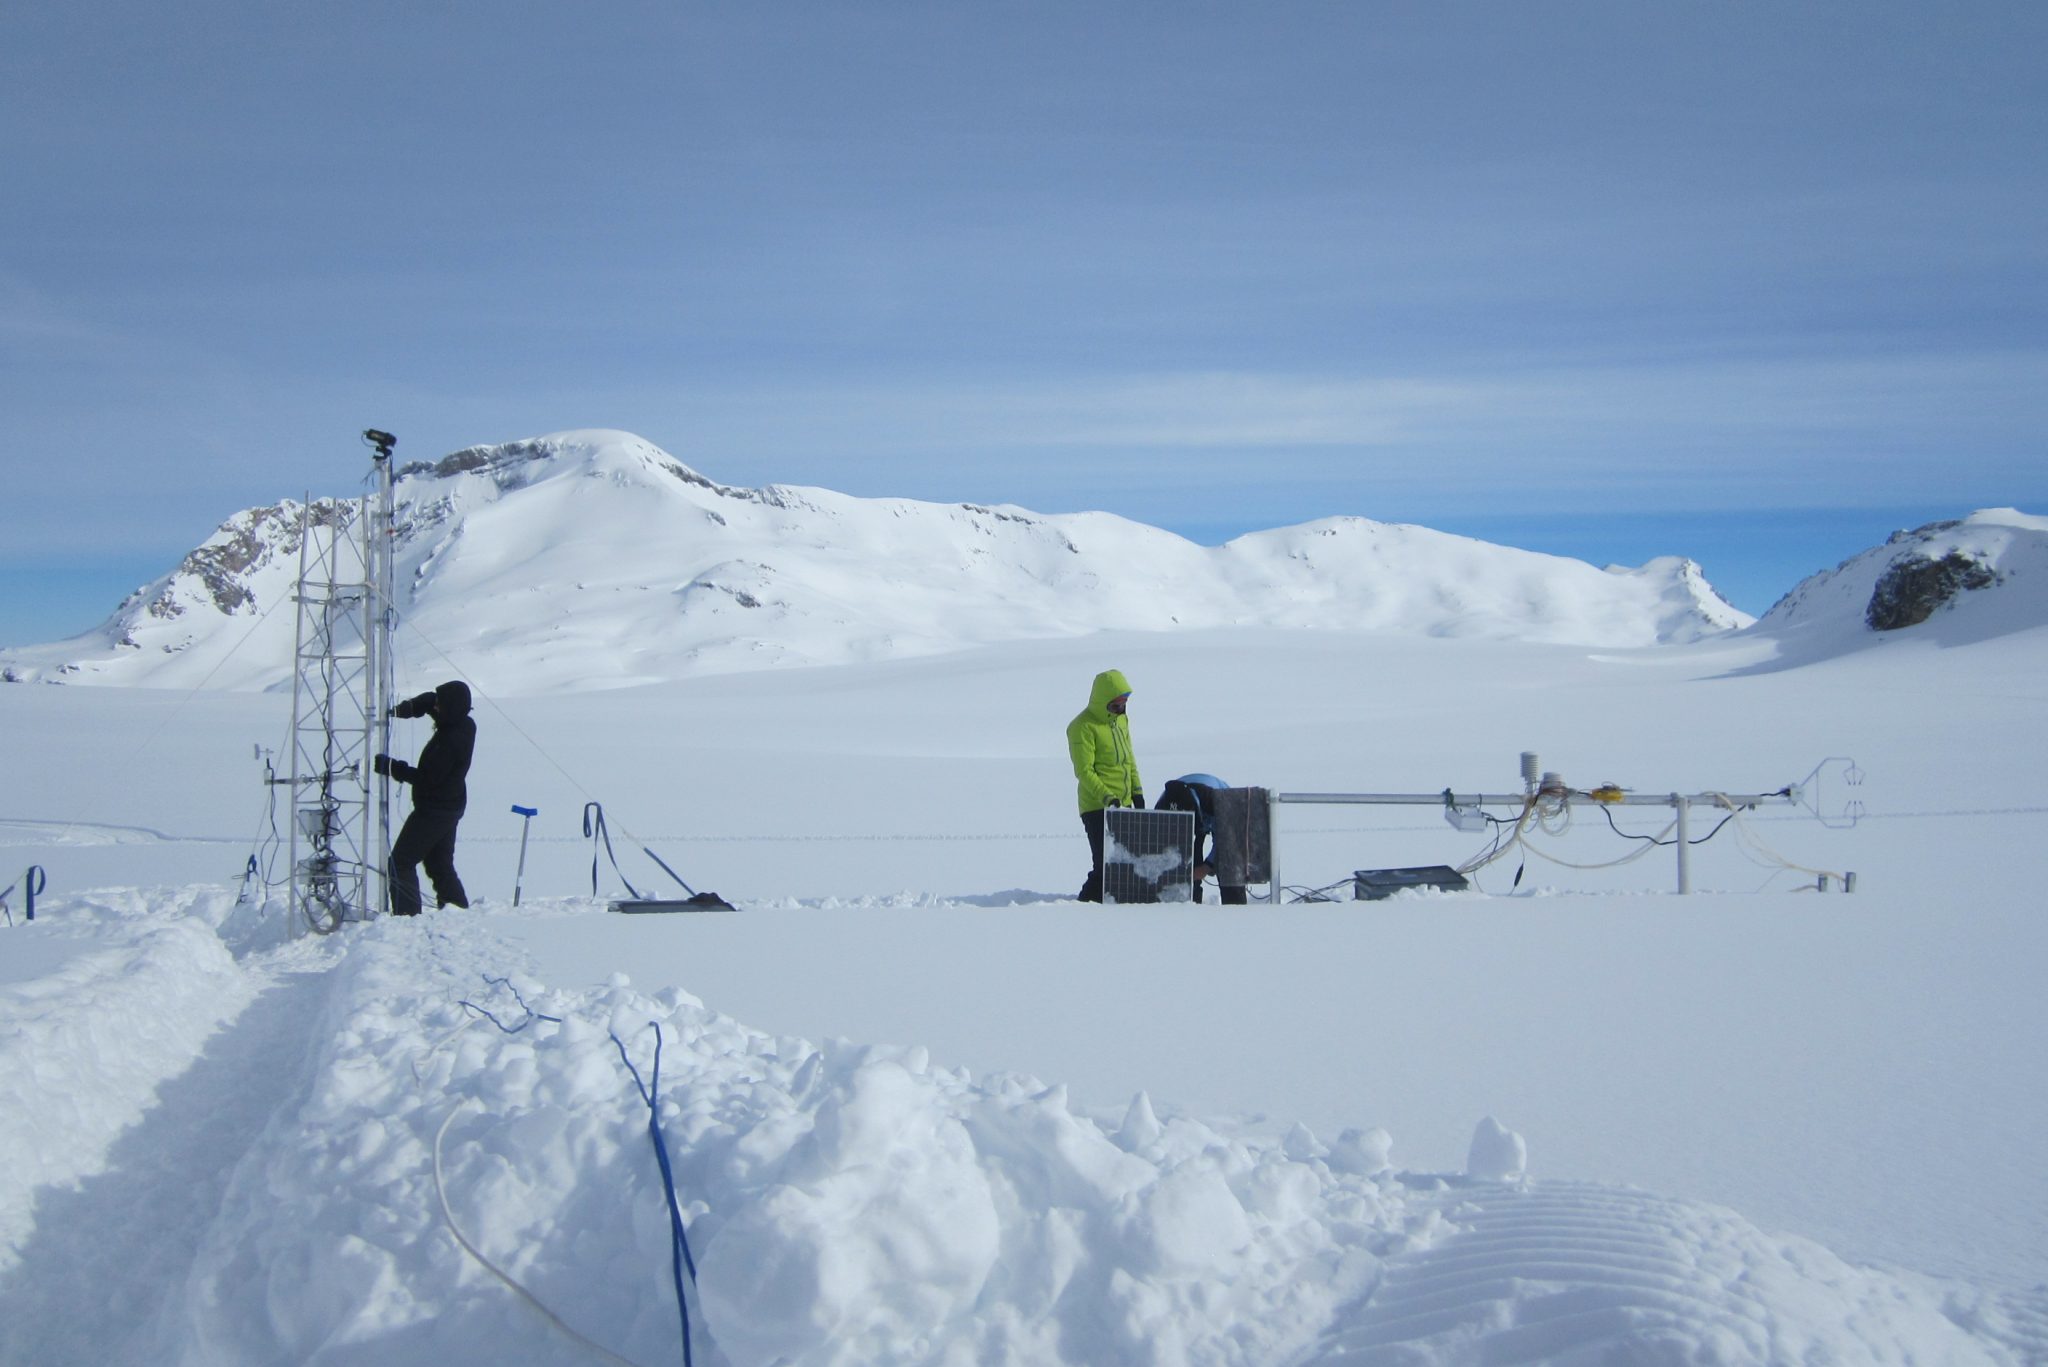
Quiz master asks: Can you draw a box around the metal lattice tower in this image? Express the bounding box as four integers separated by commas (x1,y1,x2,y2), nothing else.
283,433,398,933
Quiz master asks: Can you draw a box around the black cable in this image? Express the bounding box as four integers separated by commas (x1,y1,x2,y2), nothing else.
1598,804,1740,847
1472,810,1517,864
1598,805,1664,845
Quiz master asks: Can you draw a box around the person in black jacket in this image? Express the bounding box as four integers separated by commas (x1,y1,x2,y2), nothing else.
375,680,476,917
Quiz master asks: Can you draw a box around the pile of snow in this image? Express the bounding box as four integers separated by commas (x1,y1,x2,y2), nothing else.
4,902,2036,1365
0,430,1749,693
1463,1115,1527,1181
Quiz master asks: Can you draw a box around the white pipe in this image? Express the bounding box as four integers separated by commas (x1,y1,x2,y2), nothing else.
1674,794,1692,895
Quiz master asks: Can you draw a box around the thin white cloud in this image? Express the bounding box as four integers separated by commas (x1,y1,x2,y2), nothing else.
640,348,2045,494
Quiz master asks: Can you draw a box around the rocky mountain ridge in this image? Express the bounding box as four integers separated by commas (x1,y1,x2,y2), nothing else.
0,429,1906,696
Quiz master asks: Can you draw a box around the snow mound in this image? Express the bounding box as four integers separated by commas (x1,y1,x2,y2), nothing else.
164,915,1404,1365
1464,1114,1527,1180
0,901,2004,1365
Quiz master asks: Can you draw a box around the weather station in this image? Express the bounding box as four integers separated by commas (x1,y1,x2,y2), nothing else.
1097,754,1862,905
1268,751,1864,901
268,429,400,934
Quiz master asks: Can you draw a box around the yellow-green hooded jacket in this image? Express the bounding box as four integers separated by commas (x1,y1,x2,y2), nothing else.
1067,669,1143,813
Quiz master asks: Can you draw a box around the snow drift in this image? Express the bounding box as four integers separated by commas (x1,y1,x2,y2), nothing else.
6,901,2038,1366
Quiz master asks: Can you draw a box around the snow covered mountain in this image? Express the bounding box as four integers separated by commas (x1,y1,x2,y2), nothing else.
1748,508,2048,663
2,431,1748,694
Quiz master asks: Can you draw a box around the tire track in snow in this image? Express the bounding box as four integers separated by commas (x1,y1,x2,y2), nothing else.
0,961,338,1366
1305,1179,1917,1366
1945,1282,2048,1364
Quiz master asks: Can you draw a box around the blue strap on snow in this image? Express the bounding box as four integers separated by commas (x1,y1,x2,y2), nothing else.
612,1023,698,1367
583,803,642,900
640,846,700,898
2,867,44,927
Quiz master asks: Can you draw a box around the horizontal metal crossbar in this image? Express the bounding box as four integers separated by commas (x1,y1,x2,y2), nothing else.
1274,790,1793,809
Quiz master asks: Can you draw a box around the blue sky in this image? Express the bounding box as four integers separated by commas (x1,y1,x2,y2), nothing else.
3,2,2042,642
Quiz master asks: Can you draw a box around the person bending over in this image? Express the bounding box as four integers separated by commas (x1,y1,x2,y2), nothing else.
1156,773,1249,904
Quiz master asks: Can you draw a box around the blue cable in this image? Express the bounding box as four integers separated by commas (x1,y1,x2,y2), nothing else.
611,1023,698,1367
458,975,563,1034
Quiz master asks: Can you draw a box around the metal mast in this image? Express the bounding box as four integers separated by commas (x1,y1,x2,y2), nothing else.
364,431,398,916
281,430,399,934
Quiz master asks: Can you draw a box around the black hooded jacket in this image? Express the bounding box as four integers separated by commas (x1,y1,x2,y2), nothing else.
391,681,475,812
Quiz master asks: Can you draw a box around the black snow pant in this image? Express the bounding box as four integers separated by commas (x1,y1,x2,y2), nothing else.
390,804,469,917
1190,834,1249,904
1077,808,1106,903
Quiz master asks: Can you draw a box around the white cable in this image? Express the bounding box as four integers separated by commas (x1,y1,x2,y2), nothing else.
1457,799,1538,875
1513,821,1677,871
433,1101,655,1367
1711,796,1847,883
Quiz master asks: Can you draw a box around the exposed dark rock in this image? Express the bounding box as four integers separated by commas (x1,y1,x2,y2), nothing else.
398,444,504,480
667,462,720,492
144,500,351,620
1866,551,1998,631
396,440,560,487
1885,520,1960,546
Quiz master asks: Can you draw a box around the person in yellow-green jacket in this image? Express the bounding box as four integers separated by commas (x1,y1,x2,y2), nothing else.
1067,668,1144,902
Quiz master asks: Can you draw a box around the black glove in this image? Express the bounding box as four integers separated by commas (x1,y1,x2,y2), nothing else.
1105,798,1121,809
391,691,437,720
1131,792,1146,809
372,753,391,776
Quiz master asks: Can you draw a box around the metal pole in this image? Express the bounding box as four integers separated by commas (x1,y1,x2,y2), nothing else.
355,476,377,917
284,496,313,932
1674,794,1692,895
369,440,395,916
1266,790,1282,903
1271,790,1781,809
511,805,537,906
